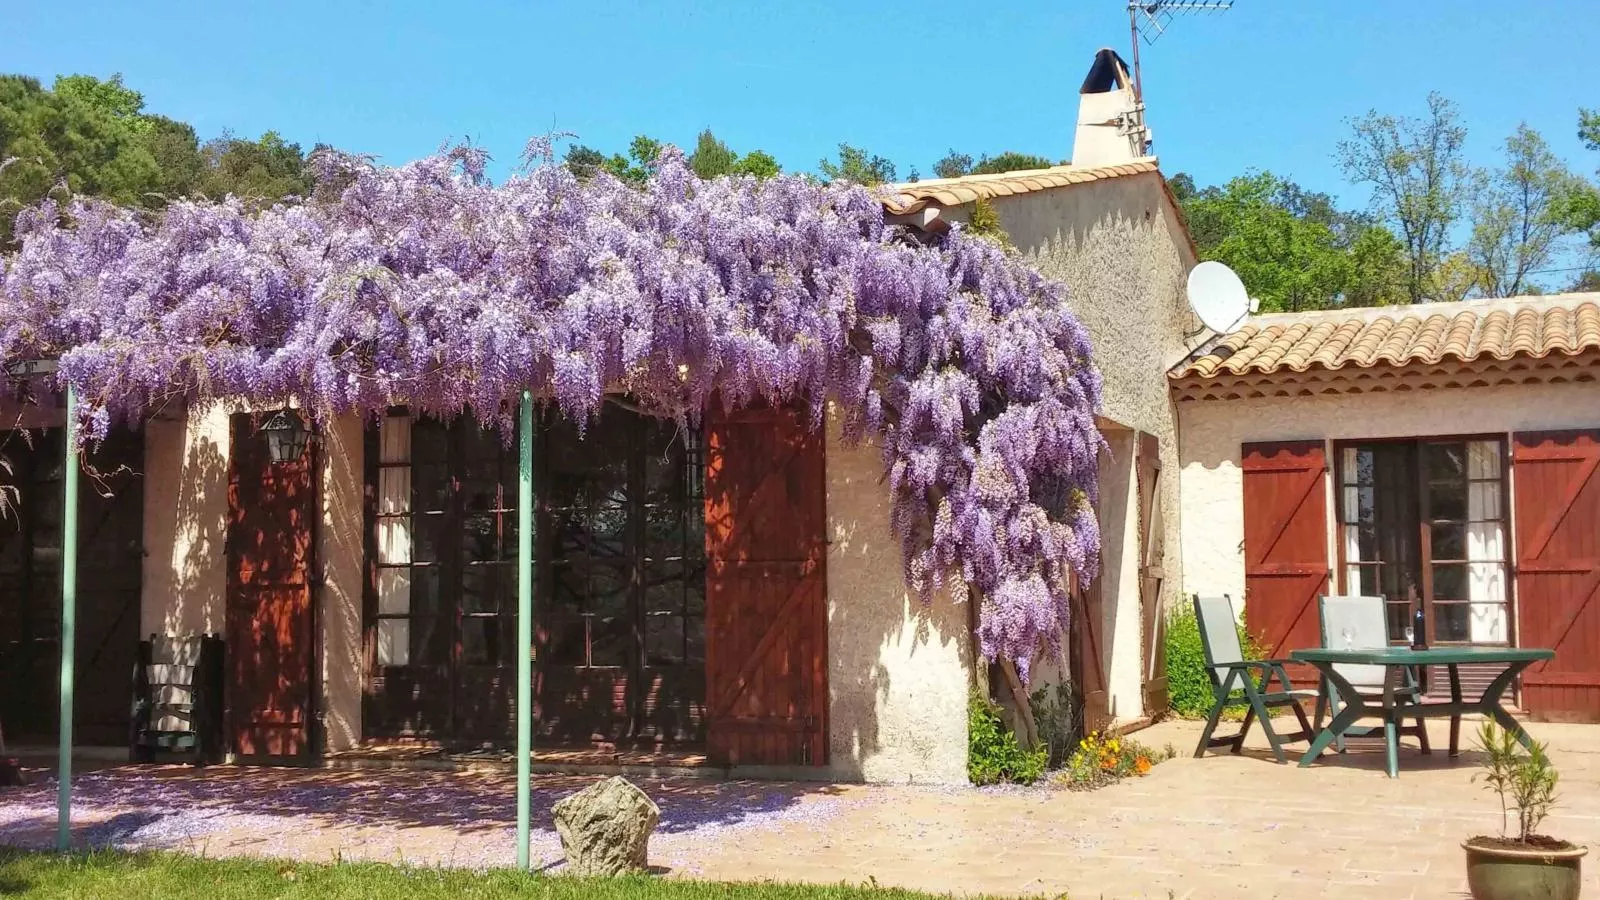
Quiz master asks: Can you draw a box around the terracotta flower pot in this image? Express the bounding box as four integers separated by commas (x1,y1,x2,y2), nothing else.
1463,839,1587,900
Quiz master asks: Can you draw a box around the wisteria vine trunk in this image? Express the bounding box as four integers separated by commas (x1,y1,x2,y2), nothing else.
0,139,1105,680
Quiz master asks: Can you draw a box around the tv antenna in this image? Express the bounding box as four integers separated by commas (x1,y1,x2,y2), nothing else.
1127,1,1232,99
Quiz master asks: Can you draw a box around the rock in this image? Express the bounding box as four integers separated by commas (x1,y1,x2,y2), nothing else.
551,775,660,876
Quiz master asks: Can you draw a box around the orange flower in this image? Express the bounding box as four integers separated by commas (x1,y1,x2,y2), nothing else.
1134,755,1152,775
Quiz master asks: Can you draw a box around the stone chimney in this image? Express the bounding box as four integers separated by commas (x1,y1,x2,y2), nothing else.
1072,48,1151,166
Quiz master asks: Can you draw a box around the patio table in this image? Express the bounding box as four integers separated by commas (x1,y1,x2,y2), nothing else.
1289,646,1554,778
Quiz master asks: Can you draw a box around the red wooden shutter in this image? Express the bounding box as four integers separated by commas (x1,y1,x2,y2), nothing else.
703,404,828,766
1512,430,1600,722
226,412,316,759
1137,432,1168,717
1241,441,1329,677
1071,569,1112,732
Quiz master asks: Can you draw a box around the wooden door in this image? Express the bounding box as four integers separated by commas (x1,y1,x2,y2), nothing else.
1512,430,1600,722
704,404,827,766
0,427,144,744
227,412,315,759
1137,432,1168,717
1242,440,1329,682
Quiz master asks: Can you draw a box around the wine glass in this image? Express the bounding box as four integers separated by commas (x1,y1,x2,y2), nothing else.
1340,627,1355,650
1403,624,1415,645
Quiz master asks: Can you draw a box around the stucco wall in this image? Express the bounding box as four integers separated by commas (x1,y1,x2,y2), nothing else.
1178,382,1600,607
141,404,230,638
825,410,972,784
141,406,365,751
949,172,1200,723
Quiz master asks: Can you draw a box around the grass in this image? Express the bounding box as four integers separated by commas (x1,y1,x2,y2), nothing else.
0,849,1028,899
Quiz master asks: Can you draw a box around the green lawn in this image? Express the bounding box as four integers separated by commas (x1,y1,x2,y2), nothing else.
0,849,1028,899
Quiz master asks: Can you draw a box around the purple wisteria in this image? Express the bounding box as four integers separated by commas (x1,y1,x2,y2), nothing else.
0,141,1103,674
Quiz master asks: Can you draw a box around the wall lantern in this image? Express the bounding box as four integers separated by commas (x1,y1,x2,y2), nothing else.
260,409,310,463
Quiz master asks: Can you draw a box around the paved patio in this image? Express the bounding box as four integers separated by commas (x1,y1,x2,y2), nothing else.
3,718,1597,898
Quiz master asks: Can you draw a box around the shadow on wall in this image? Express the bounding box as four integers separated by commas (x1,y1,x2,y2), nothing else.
148,407,229,639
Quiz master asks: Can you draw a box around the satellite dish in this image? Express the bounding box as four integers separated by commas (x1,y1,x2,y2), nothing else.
1186,261,1251,334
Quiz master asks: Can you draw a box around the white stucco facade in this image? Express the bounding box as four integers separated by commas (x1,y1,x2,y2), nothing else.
1177,381,1600,610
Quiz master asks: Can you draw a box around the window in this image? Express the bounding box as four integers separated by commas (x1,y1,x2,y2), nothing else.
1338,438,1509,644
366,403,705,745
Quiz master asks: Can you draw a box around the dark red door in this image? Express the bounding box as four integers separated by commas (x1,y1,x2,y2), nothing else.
703,404,827,766
1513,430,1600,722
1242,440,1330,682
226,412,315,759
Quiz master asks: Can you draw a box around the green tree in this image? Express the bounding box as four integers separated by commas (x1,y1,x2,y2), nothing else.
971,152,1056,175
819,143,895,186
733,149,780,179
1336,92,1471,303
933,149,973,179
688,129,737,179
195,131,313,202
1467,125,1580,297
53,73,151,134
1556,108,1600,249
1178,171,1407,312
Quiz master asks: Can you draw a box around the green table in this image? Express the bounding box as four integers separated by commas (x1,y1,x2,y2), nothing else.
1289,646,1554,778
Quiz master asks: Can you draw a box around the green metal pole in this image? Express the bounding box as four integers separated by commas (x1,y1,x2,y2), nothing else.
56,386,78,852
515,391,534,870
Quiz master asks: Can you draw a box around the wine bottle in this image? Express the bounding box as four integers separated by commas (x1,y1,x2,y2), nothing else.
1412,606,1427,650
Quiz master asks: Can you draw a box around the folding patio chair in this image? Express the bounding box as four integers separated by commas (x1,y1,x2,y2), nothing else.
1193,594,1316,763
1315,594,1430,756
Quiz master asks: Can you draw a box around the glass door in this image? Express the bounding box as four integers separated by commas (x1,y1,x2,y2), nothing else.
1337,438,1510,645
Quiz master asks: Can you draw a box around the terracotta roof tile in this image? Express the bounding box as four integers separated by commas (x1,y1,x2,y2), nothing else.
879,157,1162,215
1170,295,1600,380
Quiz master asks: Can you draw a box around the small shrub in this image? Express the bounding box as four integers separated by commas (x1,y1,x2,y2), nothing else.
1030,681,1083,769
1164,602,1268,718
967,691,1048,785
1474,719,1562,845
1057,731,1173,791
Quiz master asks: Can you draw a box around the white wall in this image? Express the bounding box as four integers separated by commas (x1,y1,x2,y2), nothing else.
1177,382,1600,607
825,410,973,784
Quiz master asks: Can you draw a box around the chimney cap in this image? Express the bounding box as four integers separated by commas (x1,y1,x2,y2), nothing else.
1080,48,1133,95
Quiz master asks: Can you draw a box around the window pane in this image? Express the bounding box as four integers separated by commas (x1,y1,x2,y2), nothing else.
1467,521,1505,564
461,616,501,665
412,512,444,564
1467,441,1501,480
412,615,448,665
410,566,441,614
545,615,586,665
413,463,451,512
380,416,411,464
1429,479,1466,520
462,514,499,563
550,559,587,612
1424,442,1466,480
589,611,631,667
1341,486,1360,524
377,517,412,565
1468,482,1501,522
412,418,450,463
377,567,411,615
462,563,504,614
646,614,685,665
685,615,705,663
1430,522,1465,561
645,561,687,614
378,467,411,516
1347,565,1377,596
646,505,688,562
1469,602,1509,644
1432,564,1468,602
1435,603,1470,642
1468,561,1507,605
1341,447,1360,485
377,619,410,666
1385,602,1411,643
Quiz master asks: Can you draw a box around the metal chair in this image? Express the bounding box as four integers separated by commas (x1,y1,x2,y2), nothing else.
1193,594,1317,763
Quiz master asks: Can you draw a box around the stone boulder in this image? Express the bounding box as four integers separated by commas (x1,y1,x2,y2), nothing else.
551,775,660,876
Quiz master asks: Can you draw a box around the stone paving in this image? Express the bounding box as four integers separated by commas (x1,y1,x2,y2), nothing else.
2,718,1598,898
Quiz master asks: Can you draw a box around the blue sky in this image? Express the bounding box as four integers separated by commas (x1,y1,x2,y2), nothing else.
6,0,1599,208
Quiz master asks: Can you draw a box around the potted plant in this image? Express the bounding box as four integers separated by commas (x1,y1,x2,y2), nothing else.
1465,719,1586,900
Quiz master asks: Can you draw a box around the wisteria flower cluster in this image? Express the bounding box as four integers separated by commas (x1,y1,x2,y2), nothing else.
0,141,1103,675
